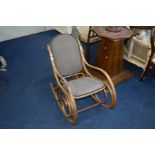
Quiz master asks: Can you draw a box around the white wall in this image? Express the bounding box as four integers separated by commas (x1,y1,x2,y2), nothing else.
0,26,54,42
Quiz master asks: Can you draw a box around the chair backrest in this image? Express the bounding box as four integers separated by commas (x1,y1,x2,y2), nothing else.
50,34,83,76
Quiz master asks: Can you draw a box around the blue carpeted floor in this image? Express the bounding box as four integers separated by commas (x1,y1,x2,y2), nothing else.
0,30,155,129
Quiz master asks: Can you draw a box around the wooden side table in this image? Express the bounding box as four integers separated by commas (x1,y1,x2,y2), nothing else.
91,26,136,85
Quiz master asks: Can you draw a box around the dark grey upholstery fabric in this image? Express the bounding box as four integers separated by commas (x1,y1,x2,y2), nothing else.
51,34,83,76
65,77,104,97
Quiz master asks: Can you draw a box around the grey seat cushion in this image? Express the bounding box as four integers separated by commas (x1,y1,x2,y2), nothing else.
64,77,105,97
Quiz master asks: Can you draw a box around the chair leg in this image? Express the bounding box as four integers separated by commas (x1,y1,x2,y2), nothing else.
50,82,78,125
140,64,150,81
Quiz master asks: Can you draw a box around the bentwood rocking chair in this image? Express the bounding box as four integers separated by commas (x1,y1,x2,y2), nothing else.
47,34,116,124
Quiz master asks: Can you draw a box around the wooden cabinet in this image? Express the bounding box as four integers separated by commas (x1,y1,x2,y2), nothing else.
92,26,135,85
95,38,124,77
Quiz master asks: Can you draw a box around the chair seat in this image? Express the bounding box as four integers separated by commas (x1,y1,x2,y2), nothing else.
64,77,105,97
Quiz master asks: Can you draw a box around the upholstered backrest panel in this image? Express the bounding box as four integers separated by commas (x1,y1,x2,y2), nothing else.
51,34,83,76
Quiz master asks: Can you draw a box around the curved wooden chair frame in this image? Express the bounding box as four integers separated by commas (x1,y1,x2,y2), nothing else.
47,36,116,125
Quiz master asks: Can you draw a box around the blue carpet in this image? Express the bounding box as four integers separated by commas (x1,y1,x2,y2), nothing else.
0,30,155,129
